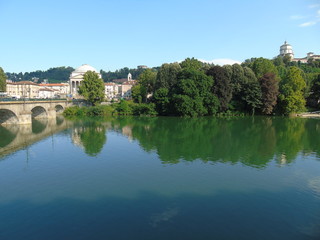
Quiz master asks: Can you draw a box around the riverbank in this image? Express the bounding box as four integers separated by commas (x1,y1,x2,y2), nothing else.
297,111,320,118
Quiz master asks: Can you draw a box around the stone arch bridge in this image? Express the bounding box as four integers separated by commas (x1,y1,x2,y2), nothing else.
0,100,76,125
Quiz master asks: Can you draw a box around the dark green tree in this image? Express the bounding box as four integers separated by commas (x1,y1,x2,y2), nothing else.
0,67,6,92
172,68,218,117
206,66,232,112
259,73,279,114
307,74,320,108
153,87,170,115
78,71,105,105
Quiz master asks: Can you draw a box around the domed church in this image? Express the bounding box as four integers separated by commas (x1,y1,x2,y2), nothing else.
69,64,102,97
279,41,294,59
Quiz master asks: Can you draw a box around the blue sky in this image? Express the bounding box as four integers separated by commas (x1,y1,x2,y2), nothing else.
0,0,319,73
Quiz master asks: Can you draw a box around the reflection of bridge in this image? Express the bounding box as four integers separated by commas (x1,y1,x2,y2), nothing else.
0,100,73,124
0,117,72,158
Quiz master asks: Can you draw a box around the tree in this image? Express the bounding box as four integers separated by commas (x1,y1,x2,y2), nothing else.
231,64,245,94
155,63,181,89
78,71,105,105
278,66,306,114
0,67,6,92
306,74,320,108
206,66,232,112
241,82,262,115
251,58,278,79
180,57,203,71
259,73,279,114
131,84,147,103
171,68,218,117
153,87,170,115
138,69,157,93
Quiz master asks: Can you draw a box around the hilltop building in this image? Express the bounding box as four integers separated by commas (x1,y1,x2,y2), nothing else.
69,64,102,97
279,41,320,63
279,41,294,59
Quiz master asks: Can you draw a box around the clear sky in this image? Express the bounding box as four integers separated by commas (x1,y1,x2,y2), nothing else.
0,0,319,73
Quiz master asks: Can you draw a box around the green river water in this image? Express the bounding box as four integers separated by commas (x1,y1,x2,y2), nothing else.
0,116,320,240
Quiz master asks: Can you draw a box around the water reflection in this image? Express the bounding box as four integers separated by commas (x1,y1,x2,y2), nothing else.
72,120,107,157
1,116,320,167
0,117,71,158
105,116,320,167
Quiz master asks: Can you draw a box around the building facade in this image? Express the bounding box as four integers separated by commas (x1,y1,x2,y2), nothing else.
39,83,69,98
6,81,40,99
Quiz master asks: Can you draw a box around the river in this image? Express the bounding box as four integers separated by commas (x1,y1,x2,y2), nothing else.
0,116,320,240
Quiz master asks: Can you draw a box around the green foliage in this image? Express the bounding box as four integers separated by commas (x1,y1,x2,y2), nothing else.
155,63,181,89
131,84,147,103
63,106,86,116
115,100,133,115
171,68,218,117
0,67,7,92
307,74,320,108
251,58,278,79
78,71,105,106
132,103,157,116
278,66,306,114
138,68,157,94
153,87,170,115
180,57,203,71
241,81,262,115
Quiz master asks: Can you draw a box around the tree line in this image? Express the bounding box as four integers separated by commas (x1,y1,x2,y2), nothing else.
131,57,320,116
5,66,75,83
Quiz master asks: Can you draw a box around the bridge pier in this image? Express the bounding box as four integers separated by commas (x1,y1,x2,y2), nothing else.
47,108,57,119
19,110,32,124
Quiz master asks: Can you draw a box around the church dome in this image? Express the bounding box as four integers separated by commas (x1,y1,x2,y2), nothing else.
74,64,99,73
280,41,294,57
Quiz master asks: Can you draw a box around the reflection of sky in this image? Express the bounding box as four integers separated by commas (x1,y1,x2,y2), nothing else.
0,131,320,204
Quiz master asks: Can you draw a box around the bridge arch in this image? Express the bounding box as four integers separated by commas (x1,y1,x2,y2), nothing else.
55,104,64,113
31,106,47,119
0,109,19,125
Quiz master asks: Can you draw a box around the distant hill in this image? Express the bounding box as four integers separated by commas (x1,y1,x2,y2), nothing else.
6,66,75,83
101,67,159,82
6,66,161,83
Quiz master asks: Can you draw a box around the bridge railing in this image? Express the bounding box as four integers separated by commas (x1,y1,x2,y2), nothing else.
0,98,68,102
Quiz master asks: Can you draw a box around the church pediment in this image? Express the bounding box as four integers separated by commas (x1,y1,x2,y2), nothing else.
70,74,84,80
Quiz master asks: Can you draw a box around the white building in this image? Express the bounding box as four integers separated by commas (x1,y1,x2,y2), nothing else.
279,41,294,59
69,64,102,97
279,41,320,63
104,82,118,100
39,83,69,98
39,88,55,99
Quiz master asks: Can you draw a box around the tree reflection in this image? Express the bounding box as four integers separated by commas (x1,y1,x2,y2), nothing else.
72,120,107,157
107,116,320,167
